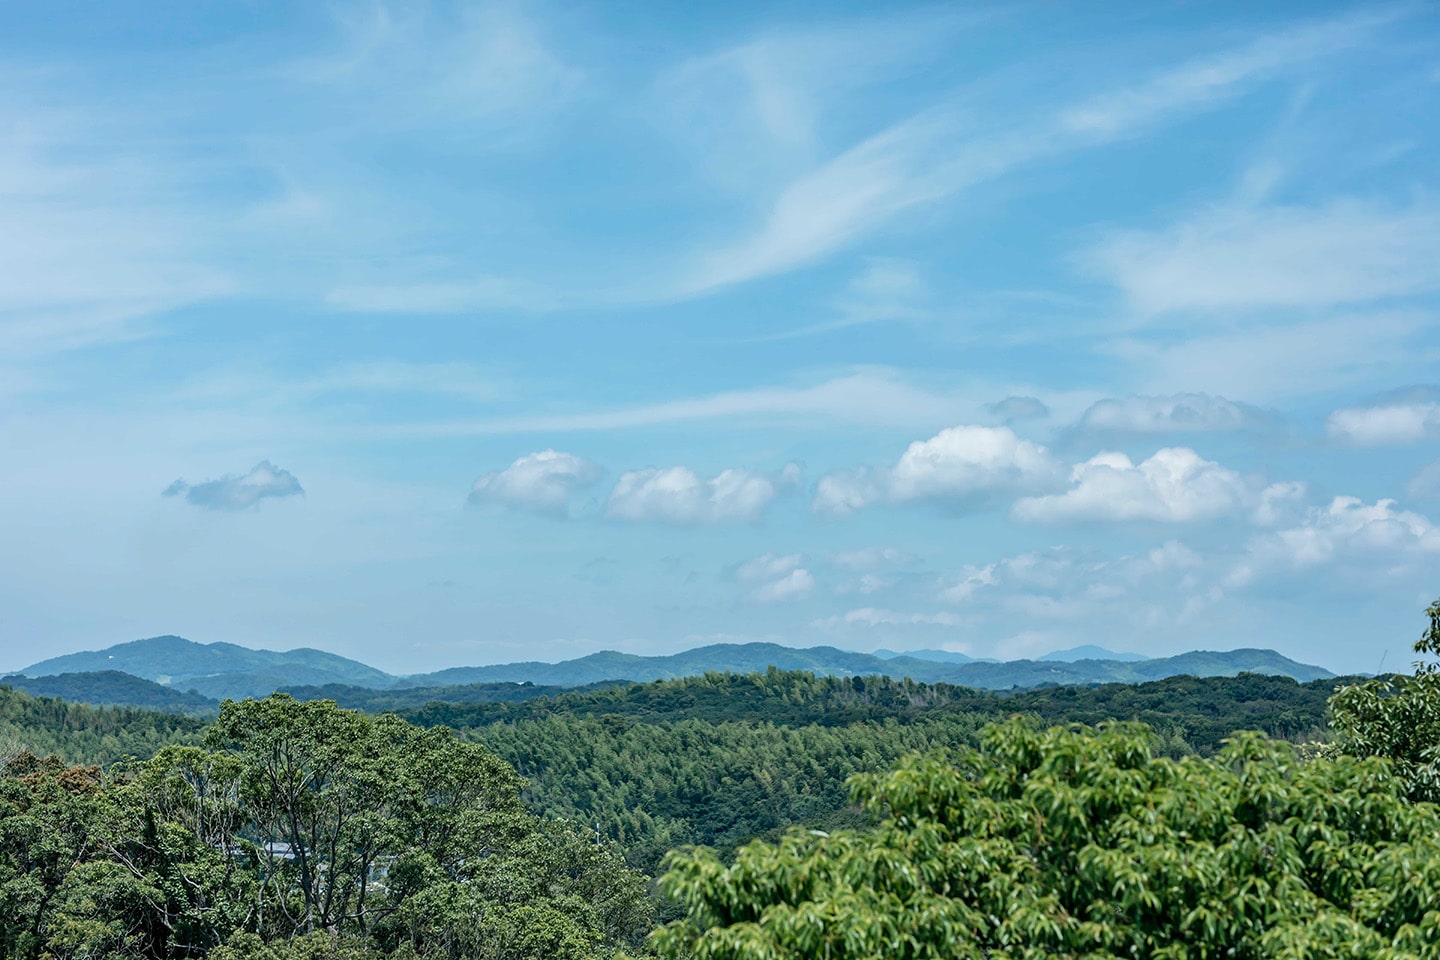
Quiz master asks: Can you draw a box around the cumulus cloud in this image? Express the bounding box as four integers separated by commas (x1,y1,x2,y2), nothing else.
737,552,804,581
162,461,304,511
754,568,816,602
938,564,998,603
735,553,814,602
1013,447,1249,523
1231,496,1440,584
1076,393,1265,433
1253,481,1308,527
1327,398,1440,446
936,541,1212,631
814,425,1060,516
988,395,1050,423
468,450,602,516
607,465,793,524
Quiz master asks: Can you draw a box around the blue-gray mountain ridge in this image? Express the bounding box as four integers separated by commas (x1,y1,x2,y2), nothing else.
19,635,1336,702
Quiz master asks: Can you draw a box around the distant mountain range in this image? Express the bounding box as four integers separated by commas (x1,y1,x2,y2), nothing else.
1037,645,1148,663
22,635,391,697
12,635,1337,708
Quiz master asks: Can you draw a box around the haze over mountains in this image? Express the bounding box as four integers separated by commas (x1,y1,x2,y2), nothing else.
13,635,1336,708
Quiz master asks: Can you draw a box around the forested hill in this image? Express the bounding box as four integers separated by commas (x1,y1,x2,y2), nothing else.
402,668,1350,746
2,670,216,714
20,634,1335,701
0,684,204,764
432,669,1350,874
21,634,390,695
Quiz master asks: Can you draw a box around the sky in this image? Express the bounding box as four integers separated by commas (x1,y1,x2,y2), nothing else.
2,1,1439,676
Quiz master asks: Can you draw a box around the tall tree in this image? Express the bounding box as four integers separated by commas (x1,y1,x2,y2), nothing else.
654,718,1440,959
1330,597,1440,801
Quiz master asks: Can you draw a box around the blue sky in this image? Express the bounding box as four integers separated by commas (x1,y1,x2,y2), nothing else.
3,1,1439,675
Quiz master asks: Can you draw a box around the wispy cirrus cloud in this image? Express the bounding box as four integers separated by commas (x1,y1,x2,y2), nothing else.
1082,197,1440,316
290,1,583,128
670,7,1399,299
368,369,984,437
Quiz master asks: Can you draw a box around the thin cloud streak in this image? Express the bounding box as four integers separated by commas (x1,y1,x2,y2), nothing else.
665,7,1400,300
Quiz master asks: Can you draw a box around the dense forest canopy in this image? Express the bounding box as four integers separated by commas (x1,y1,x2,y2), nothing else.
0,695,652,960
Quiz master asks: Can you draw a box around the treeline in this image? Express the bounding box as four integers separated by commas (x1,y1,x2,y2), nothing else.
399,668,1344,749
0,684,205,765
398,670,1345,874
3,670,217,714
2,669,1347,881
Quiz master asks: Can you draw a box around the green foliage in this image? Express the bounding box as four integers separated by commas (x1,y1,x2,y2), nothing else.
1330,598,1440,802
0,684,206,766
409,668,1340,747
408,670,1340,874
654,718,1440,959
3,670,218,714
277,679,622,713
0,696,653,959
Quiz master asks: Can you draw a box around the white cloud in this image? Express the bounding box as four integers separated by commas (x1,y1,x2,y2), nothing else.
1108,312,1431,403
811,607,964,629
1013,447,1249,523
163,461,304,511
831,547,919,570
1083,198,1440,315
0,98,233,359
1231,496,1440,584
754,568,816,603
813,468,889,518
737,553,804,581
378,370,979,437
1058,9,1394,138
938,564,998,603
815,425,1060,516
891,425,1058,501
736,553,814,602
1076,393,1264,433
932,541,1214,635
653,10,970,193
672,8,1392,299
1253,481,1309,527
294,2,582,126
468,450,602,517
1327,400,1440,446
607,466,784,524
1409,461,1440,501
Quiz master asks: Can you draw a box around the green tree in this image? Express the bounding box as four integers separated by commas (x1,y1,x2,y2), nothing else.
1330,598,1440,801
653,718,1440,959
